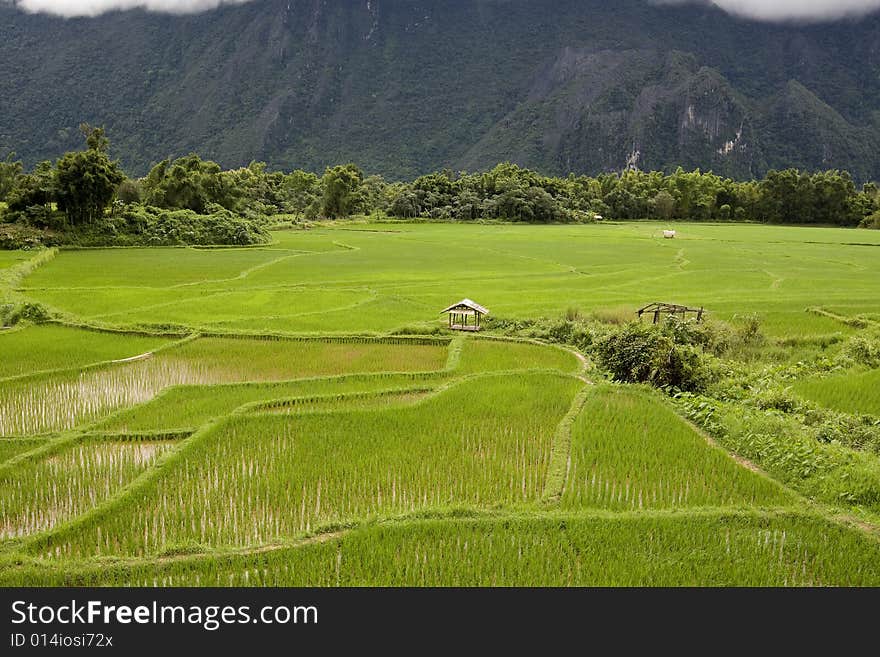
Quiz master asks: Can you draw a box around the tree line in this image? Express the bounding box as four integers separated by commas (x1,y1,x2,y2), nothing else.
1,126,879,232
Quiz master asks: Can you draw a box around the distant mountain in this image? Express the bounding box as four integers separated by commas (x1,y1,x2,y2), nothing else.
1,0,880,180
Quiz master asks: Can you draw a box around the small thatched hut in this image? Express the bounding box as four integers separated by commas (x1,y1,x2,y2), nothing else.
440,299,490,332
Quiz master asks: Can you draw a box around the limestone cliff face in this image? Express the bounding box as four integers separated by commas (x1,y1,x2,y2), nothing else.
1,0,878,180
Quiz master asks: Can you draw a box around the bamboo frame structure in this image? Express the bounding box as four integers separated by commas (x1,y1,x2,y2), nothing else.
636,302,705,324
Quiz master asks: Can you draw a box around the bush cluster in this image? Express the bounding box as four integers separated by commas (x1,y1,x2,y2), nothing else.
3,206,271,248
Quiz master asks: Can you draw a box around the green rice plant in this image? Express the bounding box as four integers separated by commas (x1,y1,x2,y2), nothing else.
212,296,438,334
20,247,281,290
560,386,794,510
0,359,223,436
0,438,45,464
97,373,447,433
255,389,434,415
157,337,448,381
4,223,880,584
0,338,448,436
94,287,373,328
7,513,880,586
793,368,880,417
0,440,172,541
0,251,33,272
16,223,880,337
0,324,171,380
45,373,581,558
0,248,57,292
457,338,579,374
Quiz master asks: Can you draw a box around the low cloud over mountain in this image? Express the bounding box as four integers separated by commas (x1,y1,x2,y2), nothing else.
8,0,253,18
658,0,880,22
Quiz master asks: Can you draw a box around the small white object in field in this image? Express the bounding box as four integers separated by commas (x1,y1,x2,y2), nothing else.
663,230,676,238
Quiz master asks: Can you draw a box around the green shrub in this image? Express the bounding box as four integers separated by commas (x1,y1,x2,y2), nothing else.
813,413,880,452
594,322,710,392
0,223,60,249
859,210,880,229
661,316,733,356
0,300,51,327
63,205,271,247
732,313,765,346
837,333,880,368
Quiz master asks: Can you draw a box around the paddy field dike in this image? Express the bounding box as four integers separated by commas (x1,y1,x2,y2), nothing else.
2,221,880,586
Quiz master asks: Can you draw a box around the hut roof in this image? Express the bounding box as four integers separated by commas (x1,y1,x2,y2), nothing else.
440,299,490,315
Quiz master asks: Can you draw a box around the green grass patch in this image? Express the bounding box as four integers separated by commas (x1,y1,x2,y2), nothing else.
0,438,45,464
0,325,170,380
457,338,579,374
160,337,448,380
17,223,880,336
0,251,32,271
21,247,286,289
793,368,880,417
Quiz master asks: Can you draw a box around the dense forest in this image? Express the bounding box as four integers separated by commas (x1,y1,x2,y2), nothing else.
1,126,878,248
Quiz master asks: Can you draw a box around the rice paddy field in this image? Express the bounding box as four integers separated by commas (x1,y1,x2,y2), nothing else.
793,369,880,417
1,221,880,586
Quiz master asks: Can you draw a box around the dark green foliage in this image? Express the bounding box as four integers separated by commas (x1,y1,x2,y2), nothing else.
142,154,236,214
594,322,710,392
381,164,876,225
4,144,878,230
0,223,58,250
0,153,22,202
55,150,125,226
67,205,271,247
839,334,880,368
0,300,51,327
116,179,142,205
4,161,56,218
758,169,862,226
320,164,364,219
281,170,320,219
812,413,880,453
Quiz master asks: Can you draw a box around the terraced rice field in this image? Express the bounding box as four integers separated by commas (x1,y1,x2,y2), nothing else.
561,387,793,510
1,222,879,586
44,373,580,558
